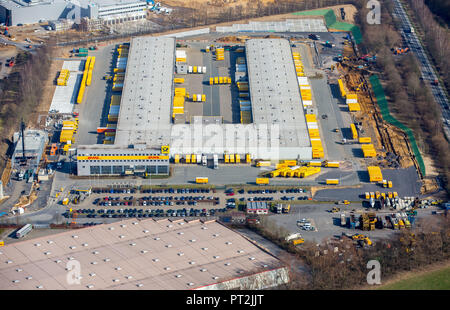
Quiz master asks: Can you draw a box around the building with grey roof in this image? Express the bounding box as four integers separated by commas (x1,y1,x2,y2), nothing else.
246,39,311,159
0,219,289,290
76,36,173,177
0,0,147,26
76,37,312,176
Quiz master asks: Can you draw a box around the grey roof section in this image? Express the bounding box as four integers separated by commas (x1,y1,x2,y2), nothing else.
0,219,284,290
216,19,328,33
246,39,311,149
114,36,175,148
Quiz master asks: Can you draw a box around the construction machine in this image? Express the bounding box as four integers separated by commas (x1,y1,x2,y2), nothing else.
337,200,350,205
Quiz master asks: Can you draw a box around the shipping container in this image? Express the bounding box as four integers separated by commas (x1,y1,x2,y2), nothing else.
350,124,358,139
174,78,185,84
359,137,371,144
348,102,361,112
196,177,208,184
174,154,180,164
325,161,340,168
256,178,269,185
185,154,191,164
283,160,297,166
235,154,240,163
338,79,346,98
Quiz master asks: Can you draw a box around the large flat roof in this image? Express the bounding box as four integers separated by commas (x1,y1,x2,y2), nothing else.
0,219,283,290
246,39,311,150
113,36,174,148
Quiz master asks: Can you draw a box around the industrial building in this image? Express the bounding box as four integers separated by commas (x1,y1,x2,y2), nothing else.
11,129,48,171
0,219,289,290
76,36,316,176
0,0,147,26
76,36,173,176
246,39,312,159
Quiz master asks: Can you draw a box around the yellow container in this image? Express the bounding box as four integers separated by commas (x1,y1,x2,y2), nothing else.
174,78,184,84
351,124,358,139
283,160,297,166
348,102,361,112
325,161,340,168
256,161,271,167
359,137,371,143
174,154,180,164
367,166,383,182
185,154,191,164
235,154,240,163
224,154,229,163
173,96,185,107
191,154,196,163
210,77,214,85
201,94,206,102
326,179,339,185
175,88,186,96
246,153,251,163
305,114,317,122
214,77,219,84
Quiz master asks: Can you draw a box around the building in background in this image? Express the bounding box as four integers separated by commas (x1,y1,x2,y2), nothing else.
49,19,74,31
0,0,148,26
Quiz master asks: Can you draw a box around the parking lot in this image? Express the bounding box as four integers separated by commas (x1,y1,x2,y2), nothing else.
61,186,311,221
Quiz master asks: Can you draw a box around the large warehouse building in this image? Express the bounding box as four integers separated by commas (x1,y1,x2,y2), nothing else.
0,219,289,290
77,36,173,177
77,36,313,176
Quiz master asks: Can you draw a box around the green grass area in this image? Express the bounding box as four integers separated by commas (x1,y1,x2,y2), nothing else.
292,9,363,44
379,266,450,290
369,75,425,176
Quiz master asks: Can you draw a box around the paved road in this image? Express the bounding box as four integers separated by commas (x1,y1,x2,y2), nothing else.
391,0,450,140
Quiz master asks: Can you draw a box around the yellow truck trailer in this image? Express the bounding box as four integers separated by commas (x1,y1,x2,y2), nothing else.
256,178,269,185
326,179,339,185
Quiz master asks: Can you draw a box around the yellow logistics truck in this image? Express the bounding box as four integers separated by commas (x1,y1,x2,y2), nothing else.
326,179,339,185
196,177,209,184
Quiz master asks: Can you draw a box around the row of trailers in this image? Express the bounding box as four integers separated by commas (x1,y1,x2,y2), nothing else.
173,153,252,168
98,44,129,144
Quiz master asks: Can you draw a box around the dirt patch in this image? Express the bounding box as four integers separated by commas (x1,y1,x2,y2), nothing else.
28,55,64,129
332,4,357,24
